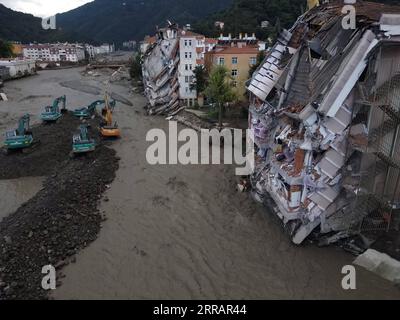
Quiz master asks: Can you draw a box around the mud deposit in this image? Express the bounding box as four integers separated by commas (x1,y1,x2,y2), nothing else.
0,177,44,222
0,113,119,299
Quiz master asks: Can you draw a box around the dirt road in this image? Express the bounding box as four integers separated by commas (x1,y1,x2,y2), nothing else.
1,68,399,299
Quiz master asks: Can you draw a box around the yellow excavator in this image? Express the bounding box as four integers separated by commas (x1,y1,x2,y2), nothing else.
99,68,124,139
100,94,121,138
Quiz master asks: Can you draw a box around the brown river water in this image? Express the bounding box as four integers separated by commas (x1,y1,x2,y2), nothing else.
0,68,399,299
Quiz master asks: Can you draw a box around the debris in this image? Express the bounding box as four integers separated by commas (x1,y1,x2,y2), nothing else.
354,249,400,284
247,1,400,244
0,93,8,101
142,23,181,115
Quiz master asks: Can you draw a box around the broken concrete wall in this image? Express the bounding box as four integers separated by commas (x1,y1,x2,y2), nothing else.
247,1,400,245
142,24,181,115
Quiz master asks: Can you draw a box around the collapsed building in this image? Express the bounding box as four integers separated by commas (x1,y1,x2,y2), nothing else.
248,0,400,246
142,23,181,115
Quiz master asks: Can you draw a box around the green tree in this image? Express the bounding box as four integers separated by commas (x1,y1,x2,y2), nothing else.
0,39,13,58
190,65,208,98
129,53,143,80
204,65,237,128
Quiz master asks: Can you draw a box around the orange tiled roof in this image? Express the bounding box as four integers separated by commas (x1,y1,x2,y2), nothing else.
209,46,259,55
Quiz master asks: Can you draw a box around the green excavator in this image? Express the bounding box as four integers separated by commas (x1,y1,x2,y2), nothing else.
72,124,96,154
73,99,116,119
4,114,34,150
40,95,67,122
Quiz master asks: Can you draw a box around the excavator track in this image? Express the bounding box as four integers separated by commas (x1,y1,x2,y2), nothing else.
21,139,41,154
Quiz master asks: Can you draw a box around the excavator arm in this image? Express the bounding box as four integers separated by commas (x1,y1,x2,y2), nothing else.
17,114,30,136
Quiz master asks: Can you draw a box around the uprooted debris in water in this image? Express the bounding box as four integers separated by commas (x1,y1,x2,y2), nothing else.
0,112,119,299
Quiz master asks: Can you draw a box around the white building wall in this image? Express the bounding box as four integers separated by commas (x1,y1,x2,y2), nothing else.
0,60,36,78
178,35,205,104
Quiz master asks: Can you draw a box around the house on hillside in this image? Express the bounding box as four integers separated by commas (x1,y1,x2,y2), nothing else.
247,0,400,245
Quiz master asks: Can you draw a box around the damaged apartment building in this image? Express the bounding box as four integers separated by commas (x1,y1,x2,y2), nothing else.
248,0,400,246
142,23,209,115
142,23,181,115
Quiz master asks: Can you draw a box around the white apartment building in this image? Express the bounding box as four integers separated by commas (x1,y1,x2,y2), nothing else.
22,44,85,63
94,44,115,55
178,30,206,107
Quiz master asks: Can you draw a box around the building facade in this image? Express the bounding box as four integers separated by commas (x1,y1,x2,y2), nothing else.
247,1,400,245
22,44,85,63
178,30,206,107
205,43,258,99
0,60,36,79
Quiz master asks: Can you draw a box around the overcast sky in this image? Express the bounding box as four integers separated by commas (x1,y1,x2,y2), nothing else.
0,0,93,17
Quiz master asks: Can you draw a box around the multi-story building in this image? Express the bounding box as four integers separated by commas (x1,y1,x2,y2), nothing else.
247,1,400,245
84,43,115,59
123,40,137,51
22,44,85,63
0,59,36,79
178,30,206,107
205,42,258,99
140,36,157,54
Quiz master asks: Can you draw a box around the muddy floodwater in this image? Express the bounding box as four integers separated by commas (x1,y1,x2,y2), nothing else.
1,68,399,299
0,177,44,222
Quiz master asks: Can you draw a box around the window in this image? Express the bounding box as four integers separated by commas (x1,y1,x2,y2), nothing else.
188,40,192,46
185,76,189,83
232,81,238,87
231,69,238,77
185,64,189,71
218,57,225,65
250,57,257,65
232,57,238,64
184,40,188,46
185,52,192,59
189,64,193,70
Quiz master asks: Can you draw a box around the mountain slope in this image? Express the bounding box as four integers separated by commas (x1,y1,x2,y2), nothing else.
0,3,93,43
57,0,234,44
194,0,306,41
193,0,400,41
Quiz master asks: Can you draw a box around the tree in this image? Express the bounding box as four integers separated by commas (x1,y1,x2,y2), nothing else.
0,39,13,58
129,53,143,80
204,65,237,128
190,65,208,98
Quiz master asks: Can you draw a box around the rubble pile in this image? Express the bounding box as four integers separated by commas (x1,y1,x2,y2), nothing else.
0,113,119,299
248,1,400,244
142,23,181,115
